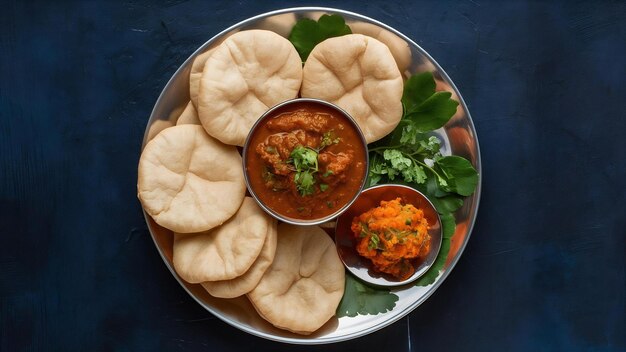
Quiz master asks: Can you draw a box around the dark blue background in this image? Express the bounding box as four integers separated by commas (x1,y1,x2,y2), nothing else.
1,0,624,351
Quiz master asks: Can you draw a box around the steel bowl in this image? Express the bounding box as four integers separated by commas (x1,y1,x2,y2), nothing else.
242,98,368,226
142,6,482,344
335,184,442,287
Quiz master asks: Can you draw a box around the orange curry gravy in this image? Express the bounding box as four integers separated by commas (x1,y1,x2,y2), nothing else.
246,102,367,220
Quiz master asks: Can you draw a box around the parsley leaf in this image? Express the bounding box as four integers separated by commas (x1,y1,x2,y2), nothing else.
336,273,399,317
288,14,352,61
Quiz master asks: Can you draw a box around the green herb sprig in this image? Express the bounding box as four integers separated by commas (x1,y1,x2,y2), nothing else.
367,71,479,286
289,146,319,196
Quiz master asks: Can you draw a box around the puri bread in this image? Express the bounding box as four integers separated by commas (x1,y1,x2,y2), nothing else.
172,198,274,283
201,218,277,298
348,22,412,74
197,30,302,146
259,13,297,37
301,34,404,143
248,224,345,335
176,101,200,125
137,125,245,233
145,118,175,143
189,49,215,108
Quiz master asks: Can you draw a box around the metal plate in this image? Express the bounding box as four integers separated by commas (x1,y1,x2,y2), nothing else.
141,7,482,344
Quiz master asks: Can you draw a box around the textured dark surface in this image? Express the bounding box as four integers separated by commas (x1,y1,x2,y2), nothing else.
1,0,625,351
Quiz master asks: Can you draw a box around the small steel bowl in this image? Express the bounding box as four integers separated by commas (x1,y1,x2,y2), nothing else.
242,98,369,226
335,184,443,287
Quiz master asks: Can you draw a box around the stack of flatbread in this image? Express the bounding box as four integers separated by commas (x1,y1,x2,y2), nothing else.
138,27,409,335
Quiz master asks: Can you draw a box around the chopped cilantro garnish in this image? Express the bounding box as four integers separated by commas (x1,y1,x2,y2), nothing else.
320,130,341,150
289,146,319,196
293,171,315,196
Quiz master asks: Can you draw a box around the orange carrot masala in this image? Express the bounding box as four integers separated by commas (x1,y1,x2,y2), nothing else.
351,198,431,280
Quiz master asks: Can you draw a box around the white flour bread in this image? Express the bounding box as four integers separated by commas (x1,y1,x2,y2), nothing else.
189,49,215,108
201,217,277,298
197,30,302,146
172,198,275,283
137,125,245,233
175,101,200,125
348,22,412,74
247,224,345,335
301,34,403,143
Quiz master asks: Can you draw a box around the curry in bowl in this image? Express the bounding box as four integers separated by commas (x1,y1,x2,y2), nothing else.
243,99,368,224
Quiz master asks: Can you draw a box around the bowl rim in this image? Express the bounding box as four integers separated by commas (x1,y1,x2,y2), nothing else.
242,97,369,226
143,6,483,345
334,183,443,287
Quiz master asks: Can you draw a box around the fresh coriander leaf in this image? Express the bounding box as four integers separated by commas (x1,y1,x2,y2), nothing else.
319,183,329,192
322,169,334,177
368,173,382,187
386,165,399,180
401,161,427,184
336,273,399,317
399,123,430,146
288,14,352,61
423,136,442,154
383,149,412,171
402,72,436,110
294,170,315,196
435,156,479,196
404,91,459,132
289,146,320,196
320,130,340,150
381,149,427,184
367,153,386,186
290,146,318,171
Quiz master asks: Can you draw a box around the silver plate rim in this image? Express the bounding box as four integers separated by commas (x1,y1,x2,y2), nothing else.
142,6,482,345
